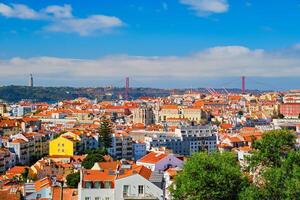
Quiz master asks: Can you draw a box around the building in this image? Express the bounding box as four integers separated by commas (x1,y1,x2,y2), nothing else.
49,136,79,156
7,139,30,165
11,105,32,117
132,140,147,161
0,148,16,173
0,103,7,116
280,103,300,118
283,90,300,103
159,105,205,124
148,125,217,156
132,106,154,125
108,132,133,160
78,161,164,200
136,151,183,171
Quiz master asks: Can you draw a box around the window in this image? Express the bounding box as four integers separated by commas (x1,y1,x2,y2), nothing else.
105,198,110,200
138,185,144,195
85,182,92,188
95,198,100,200
85,197,90,200
104,181,111,188
62,149,64,152
94,182,100,188
58,143,60,146
123,185,129,196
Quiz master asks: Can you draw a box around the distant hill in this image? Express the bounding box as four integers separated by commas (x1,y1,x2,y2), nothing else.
0,85,172,102
0,85,265,103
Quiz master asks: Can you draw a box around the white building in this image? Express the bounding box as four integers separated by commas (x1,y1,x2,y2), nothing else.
136,151,183,172
78,161,164,200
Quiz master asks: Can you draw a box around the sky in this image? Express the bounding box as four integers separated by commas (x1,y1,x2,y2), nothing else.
1,0,300,90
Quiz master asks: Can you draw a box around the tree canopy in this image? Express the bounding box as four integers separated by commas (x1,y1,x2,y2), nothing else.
98,118,112,150
66,172,80,188
239,130,299,200
171,152,247,200
82,149,106,169
250,129,296,168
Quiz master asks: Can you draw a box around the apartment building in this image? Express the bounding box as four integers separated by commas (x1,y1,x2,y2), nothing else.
148,125,217,156
108,132,133,160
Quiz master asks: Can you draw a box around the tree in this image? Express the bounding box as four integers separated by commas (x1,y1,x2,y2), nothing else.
82,149,106,169
278,113,285,119
66,172,80,188
240,151,300,200
170,152,247,200
238,110,244,116
98,118,112,150
249,129,296,168
21,168,29,182
240,130,299,200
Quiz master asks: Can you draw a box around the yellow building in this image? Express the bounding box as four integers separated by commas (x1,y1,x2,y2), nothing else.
49,136,78,156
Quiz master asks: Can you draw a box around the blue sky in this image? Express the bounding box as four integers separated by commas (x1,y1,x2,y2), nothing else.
1,0,300,90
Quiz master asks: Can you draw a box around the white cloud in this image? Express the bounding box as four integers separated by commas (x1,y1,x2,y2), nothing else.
0,3,124,35
180,0,229,16
1,46,300,79
0,3,40,19
44,4,72,18
45,15,124,36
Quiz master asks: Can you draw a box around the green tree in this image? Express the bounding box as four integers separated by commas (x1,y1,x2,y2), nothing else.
21,168,29,182
240,151,300,200
278,113,285,119
98,118,112,149
238,110,244,116
66,172,80,188
82,149,106,169
170,152,247,200
249,129,296,168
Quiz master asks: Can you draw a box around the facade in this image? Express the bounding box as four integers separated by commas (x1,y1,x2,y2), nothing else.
78,161,164,200
11,105,32,117
280,103,300,118
283,90,300,103
159,105,205,123
108,132,133,160
49,136,78,156
148,126,217,156
132,106,154,125
132,141,147,161
136,151,183,171
0,148,16,173
7,139,30,165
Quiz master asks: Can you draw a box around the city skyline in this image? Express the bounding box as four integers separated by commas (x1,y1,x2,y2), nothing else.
1,0,300,89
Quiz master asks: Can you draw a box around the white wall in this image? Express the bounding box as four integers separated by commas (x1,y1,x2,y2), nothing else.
115,174,164,200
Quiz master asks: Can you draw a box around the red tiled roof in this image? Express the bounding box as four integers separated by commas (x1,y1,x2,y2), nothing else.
137,152,168,164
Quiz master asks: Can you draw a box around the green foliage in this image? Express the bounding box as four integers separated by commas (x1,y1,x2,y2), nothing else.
238,110,244,116
171,152,247,200
98,118,112,150
82,149,106,169
250,129,296,168
240,151,300,200
278,113,285,119
21,168,29,183
66,172,80,188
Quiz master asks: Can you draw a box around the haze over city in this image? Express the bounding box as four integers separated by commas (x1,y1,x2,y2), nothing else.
1,0,300,89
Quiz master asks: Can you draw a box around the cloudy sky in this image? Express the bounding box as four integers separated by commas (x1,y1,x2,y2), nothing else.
1,0,300,90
